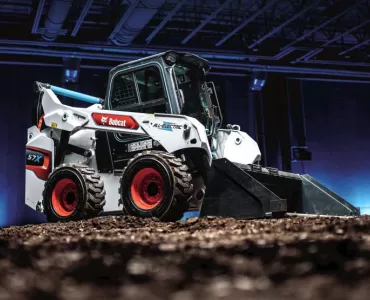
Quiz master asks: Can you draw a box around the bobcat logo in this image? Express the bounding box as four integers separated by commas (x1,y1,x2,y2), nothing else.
91,113,138,130
101,116,108,125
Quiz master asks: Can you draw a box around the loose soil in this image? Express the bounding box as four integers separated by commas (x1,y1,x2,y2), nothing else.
1,215,370,300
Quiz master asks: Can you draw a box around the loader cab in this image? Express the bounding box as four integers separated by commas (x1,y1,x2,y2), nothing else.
105,51,222,137
95,51,222,173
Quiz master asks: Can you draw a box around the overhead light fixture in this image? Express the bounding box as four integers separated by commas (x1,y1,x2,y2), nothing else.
249,71,267,91
62,58,81,83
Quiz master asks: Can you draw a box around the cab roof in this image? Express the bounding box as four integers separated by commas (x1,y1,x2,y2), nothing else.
109,51,211,76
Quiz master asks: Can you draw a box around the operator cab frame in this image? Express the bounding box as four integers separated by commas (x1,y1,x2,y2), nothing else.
105,51,222,137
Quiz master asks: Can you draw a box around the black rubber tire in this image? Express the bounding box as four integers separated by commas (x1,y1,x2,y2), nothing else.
119,151,193,222
43,163,106,222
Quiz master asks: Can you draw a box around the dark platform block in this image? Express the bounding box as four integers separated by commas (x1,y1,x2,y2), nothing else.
200,159,360,218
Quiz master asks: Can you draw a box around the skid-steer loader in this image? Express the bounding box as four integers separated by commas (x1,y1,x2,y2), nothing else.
25,51,359,223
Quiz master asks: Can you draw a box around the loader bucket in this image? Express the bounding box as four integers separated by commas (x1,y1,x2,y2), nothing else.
200,159,360,218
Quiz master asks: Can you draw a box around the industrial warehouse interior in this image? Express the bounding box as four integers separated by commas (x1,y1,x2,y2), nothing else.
0,0,370,299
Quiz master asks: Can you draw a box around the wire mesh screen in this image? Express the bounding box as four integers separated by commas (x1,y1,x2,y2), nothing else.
111,73,138,109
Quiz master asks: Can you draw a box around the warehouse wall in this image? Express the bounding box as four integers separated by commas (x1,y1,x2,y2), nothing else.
0,65,56,227
295,81,370,214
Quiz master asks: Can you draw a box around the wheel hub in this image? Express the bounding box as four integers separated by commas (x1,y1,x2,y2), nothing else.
130,168,164,210
52,179,79,217
147,182,159,196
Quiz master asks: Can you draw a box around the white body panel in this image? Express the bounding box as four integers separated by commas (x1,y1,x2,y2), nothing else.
25,170,46,210
213,128,261,165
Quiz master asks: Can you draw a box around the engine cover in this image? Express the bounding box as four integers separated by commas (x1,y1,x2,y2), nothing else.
212,128,261,165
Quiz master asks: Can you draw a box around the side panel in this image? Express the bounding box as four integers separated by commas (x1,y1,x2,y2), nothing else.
25,170,47,210
25,126,54,210
107,134,165,170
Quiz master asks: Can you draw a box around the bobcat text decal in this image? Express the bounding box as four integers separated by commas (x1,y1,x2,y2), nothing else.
91,113,139,129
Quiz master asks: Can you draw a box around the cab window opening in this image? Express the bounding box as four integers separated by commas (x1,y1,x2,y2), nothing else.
110,66,167,114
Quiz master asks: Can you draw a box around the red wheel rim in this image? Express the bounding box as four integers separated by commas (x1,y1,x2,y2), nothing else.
51,178,79,217
130,167,164,210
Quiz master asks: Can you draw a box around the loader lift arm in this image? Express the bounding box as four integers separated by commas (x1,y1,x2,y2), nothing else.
33,82,212,167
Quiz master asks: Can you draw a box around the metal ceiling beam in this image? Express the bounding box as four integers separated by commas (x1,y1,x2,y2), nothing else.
2,38,369,67
303,59,370,68
294,48,322,62
295,19,370,62
273,46,297,60
1,44,370,78
0,39,249,60
108,0,140,40
0,61,248,77
146,0,186,45
248,0,322,49
182,0,232,45
287,77,370,84
339,36,370,55
71,0,94,37
322,19,370,47
31,0,45,34
216,0,279,47
282,0,366,51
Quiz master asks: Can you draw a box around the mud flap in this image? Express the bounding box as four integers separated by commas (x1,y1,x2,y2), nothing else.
200,159,360,218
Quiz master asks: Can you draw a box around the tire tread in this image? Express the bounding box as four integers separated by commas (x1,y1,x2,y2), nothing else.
43,163,106,222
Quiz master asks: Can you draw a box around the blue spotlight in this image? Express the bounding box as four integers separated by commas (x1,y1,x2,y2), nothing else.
250,72,266,91
63,58,80,83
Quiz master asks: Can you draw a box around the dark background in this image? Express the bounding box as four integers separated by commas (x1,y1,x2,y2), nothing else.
299,81,370,213
1,0,370,226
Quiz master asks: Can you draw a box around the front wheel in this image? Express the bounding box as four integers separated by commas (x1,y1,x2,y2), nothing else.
119,151,193,221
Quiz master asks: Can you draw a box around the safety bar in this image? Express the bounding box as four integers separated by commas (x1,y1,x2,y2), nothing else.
49,85,103,104
34,82,103,105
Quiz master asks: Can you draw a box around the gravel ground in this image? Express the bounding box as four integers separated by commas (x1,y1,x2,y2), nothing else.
0,215,370,300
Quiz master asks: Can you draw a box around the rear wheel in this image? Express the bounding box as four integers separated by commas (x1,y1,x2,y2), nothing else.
119,151,193,221
43,163,106,222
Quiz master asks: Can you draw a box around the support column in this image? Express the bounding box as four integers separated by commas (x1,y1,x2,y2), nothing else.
286,79,307,147
246,90,258,142
261,73,291,171
286,79,308,174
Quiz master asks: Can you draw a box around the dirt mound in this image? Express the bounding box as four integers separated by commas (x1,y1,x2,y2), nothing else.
1,215,370,300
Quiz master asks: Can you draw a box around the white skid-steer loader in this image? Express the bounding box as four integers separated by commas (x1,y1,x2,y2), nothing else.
25,51,359,222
